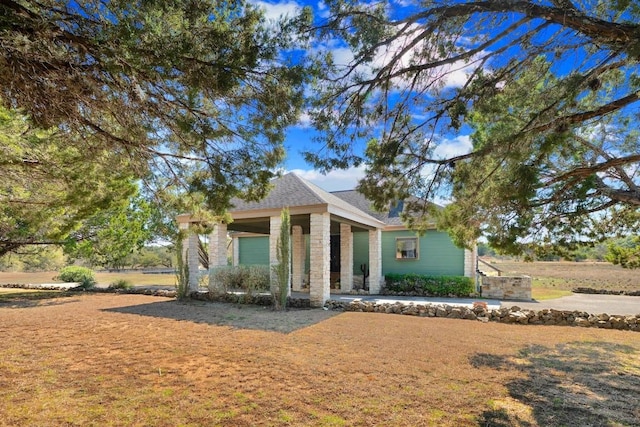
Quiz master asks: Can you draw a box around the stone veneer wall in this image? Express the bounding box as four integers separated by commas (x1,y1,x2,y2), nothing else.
481,276,532,301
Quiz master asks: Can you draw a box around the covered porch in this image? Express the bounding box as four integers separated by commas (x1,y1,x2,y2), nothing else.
177,173,386,307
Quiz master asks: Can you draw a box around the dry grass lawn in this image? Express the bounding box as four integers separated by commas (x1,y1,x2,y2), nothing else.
0,270,176,287
1,293,639,426
482,260,640,299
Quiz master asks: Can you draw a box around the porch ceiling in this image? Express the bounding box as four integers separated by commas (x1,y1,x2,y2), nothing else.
228,214,371,235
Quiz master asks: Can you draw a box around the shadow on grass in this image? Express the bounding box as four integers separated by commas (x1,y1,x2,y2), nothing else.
102,299,340,333
471,341,640,426
0,290,79,308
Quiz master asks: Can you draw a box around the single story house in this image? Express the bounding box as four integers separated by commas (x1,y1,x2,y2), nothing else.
177,172,476,307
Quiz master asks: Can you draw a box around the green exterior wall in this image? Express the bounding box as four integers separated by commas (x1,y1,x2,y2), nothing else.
238,236,269,265
237,235,310,273
381,230,464,276
352,232,370,276
238,229,463,276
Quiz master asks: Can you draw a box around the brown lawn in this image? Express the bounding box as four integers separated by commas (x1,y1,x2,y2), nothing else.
1,293,638,426
0,270,176,287
482,259,640,296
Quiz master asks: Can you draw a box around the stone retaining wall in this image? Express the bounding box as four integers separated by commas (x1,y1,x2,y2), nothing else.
324,300,640,332
573,287,640,296
481,276,532,301
4,284,638,332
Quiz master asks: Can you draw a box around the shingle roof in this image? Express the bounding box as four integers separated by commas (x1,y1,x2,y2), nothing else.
229,173,381,225
228,172,437,227
229,173,325,211
330,190,405,226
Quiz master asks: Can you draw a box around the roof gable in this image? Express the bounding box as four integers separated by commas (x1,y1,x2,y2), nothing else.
229,173,325,211
229,173,382,225
228,172,437,228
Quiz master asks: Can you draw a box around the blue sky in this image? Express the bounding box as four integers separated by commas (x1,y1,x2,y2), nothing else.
253,0,475,192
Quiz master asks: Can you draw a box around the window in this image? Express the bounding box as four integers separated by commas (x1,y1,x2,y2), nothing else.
396,237,418,260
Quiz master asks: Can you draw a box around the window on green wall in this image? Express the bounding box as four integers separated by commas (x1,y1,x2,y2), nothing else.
396,237,418,260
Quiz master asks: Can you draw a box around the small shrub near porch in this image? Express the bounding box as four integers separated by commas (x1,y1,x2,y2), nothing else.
383,273,474,297
209,265,270,295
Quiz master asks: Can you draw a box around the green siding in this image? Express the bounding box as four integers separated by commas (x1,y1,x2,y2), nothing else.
381,230,464,276
352,232,370,275
304,235,310,274
238,236,269,265
238,230,463,276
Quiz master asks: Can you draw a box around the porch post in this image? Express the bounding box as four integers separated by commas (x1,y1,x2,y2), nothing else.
232,235,239,266
464,246,476,278
309,212,330,307
291,225,304,292
368,228,382,294
208,223,227,294
340,223,353,293
179,223,200,293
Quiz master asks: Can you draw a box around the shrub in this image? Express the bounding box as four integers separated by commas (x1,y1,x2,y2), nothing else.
209,265,270,296
271,207,290,311
383,273,474,297
108,279,133,290
57,266,96,289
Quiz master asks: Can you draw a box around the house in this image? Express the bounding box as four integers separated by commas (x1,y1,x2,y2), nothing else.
177,172,476,307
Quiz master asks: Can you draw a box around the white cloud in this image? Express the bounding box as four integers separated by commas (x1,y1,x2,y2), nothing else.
250,0,302,21
316,1,330,18
288,166,366,191
433,135,473,159
296,111,312,128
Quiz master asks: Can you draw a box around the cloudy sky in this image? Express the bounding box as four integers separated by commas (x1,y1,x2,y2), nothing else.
251,0,474,191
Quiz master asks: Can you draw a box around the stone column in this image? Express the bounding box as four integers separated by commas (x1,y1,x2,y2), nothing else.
368,228,382,294
309,212,330,307
187,231,200,292
208,223,227,294
291,225,304,292
232,236,239,266
464,246,476,278
269,215,282,295
339,223,353,293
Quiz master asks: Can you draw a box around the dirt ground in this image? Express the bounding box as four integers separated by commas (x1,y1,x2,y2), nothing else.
1,293,639,426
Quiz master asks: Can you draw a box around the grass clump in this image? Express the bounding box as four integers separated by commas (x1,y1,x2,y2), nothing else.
56,266,96,289
108,279,133,290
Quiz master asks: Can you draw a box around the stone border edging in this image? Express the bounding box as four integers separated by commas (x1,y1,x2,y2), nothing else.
573,287,640,296
325,300,640,332
2,284,637,331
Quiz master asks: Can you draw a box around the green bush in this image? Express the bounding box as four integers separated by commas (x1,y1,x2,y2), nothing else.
108,279,133,290
209,265,270,296
383,273,474,297
56,266,96,289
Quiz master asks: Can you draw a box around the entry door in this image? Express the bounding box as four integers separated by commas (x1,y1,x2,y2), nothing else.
330,235,341,273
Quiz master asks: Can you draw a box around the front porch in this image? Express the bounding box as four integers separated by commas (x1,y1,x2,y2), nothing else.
177,173,386,307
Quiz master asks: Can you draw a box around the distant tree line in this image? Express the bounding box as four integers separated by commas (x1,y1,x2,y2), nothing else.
0,245,175,273
478,237,639,265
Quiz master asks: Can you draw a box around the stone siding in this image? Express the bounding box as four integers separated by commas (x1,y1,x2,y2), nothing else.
368,229,382,294
309,212,330,307
340,223,353,292
482,276,532,301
